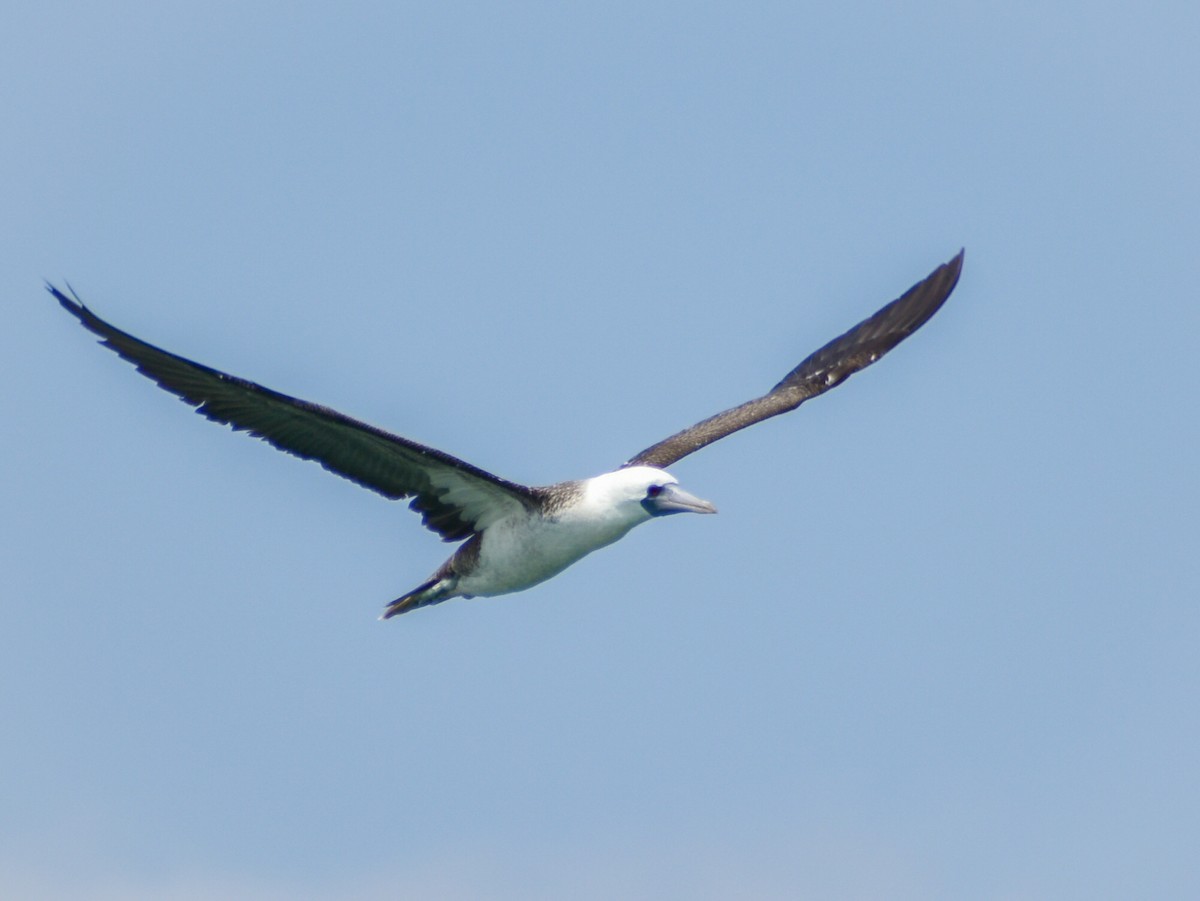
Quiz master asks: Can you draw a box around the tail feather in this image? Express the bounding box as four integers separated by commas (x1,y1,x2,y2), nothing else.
381,578,456,619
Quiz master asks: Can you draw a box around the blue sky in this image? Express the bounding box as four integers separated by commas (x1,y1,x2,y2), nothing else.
4,2,1198,898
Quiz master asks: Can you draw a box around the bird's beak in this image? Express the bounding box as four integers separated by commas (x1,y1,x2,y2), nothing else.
643,484,718,517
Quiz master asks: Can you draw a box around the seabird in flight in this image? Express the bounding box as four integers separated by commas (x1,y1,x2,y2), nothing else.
50,251,962,618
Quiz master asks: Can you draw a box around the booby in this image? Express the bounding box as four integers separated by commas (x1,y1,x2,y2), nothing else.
50,251,962,618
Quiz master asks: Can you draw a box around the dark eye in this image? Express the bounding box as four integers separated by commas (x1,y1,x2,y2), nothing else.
646,485,664,498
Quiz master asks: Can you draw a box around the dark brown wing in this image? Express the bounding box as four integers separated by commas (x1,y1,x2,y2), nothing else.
51,285,539,541
625,251,963,469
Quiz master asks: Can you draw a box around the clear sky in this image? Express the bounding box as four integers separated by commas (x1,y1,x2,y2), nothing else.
4,2,1198,899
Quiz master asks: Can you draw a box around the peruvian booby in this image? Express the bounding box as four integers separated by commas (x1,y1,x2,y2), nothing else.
50,251,962,618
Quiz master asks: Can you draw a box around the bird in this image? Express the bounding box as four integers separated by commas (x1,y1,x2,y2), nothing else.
50,251,962,618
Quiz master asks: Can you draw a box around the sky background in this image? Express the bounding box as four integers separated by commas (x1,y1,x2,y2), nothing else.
4,2,1198,899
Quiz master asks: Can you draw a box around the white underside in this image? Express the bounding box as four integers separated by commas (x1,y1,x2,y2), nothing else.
456,508,643,597
433,466,679,601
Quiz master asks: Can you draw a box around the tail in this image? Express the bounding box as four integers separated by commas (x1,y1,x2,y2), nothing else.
381,577,457,619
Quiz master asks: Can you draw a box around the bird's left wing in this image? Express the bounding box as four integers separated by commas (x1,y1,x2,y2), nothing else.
51,286,539,541
625,251,963,469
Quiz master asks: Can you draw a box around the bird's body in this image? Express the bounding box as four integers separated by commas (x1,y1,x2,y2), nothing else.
462,475,647,596
389,466,714,614
50,251,962,618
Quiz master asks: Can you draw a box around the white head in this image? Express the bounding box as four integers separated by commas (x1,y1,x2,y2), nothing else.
582,466,717,526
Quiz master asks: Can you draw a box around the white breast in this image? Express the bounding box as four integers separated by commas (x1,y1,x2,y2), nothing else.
456,483,651,597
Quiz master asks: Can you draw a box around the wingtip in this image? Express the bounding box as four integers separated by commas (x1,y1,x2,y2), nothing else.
937,249,965,293
949,248,966,277
46,280,86,317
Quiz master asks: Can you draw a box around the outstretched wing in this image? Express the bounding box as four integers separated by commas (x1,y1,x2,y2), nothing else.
625,251,963,469
51,286,539,541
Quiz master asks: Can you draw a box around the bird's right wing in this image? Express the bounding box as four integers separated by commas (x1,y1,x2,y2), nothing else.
625,251,963,470
52,286,539,541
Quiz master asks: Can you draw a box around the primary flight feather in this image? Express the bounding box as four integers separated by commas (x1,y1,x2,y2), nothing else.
50,251,962,617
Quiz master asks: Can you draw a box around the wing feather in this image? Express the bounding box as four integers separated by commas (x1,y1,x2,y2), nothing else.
51,286,538,540
625,251,963,469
